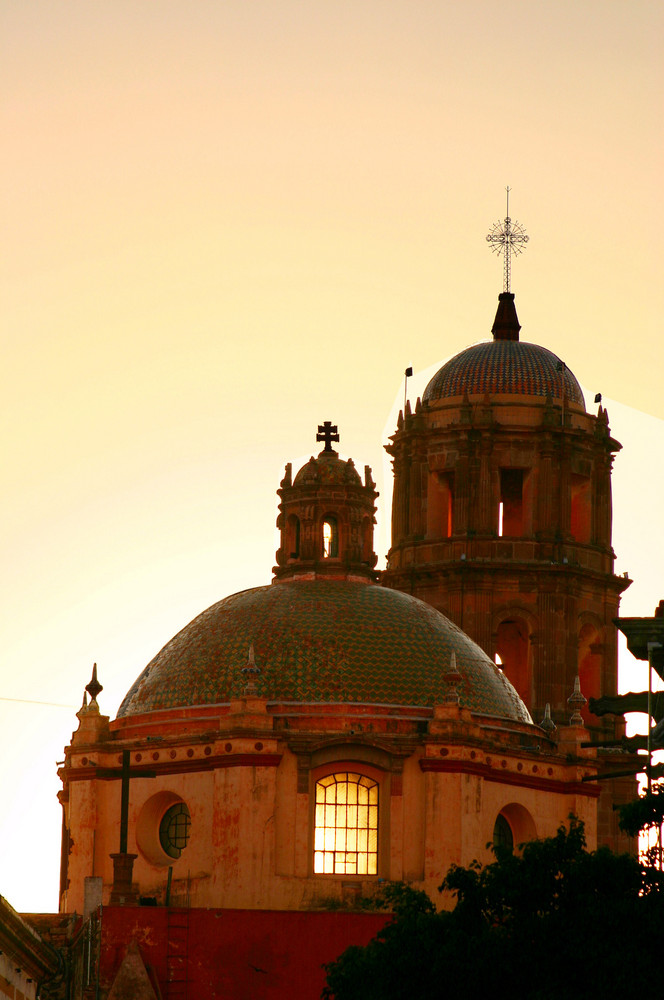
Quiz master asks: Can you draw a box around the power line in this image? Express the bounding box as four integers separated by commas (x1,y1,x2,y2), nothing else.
0,696,76,709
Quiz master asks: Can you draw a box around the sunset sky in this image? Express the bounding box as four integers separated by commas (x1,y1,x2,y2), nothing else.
1,1,662,911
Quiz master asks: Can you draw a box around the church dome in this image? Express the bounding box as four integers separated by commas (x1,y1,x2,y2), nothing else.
117,580,531,724
423,292,585,409
423,340,585,407
293,450,362,486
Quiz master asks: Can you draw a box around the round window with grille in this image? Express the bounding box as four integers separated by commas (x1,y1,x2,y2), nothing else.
159,802,191,859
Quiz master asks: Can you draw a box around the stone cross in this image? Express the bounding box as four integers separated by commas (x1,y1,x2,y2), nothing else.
98,749,156,853
316,422,339,452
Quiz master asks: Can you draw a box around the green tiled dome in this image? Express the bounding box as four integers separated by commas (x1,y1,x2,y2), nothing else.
118,581,530,723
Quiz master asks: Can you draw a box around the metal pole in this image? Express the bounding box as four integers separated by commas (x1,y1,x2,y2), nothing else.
647,644,653,795
120,750,130,854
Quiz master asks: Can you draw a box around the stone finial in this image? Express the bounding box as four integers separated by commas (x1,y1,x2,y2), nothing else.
241,643,261,695
85,663,103,707
443,650,462,705
567,675,587,725
540,702,556,734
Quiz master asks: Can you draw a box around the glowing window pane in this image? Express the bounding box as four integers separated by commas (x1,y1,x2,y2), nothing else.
313,773,378,877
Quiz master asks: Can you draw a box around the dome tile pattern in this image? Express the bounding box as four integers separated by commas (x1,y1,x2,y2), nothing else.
117,581,530,724
423,340,585,408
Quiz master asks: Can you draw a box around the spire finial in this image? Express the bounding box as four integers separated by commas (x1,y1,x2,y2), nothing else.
567,675,587,726
85,663,103,706
241,643,261,695
540,702,557,734
443,650,463,705
486,187,529,292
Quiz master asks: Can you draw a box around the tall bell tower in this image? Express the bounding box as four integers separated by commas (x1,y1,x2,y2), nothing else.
382,200,633,847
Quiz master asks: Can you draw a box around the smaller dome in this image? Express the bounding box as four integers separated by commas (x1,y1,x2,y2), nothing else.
294,449,362,486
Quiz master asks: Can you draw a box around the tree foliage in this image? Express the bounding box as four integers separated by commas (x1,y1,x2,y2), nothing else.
323,818,664,1000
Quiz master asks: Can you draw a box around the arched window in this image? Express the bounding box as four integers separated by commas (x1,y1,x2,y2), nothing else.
499,468,524,536
286,514,300,559
361,515,373,563
314,772,378,875
322,516,339,558
493,813,514,853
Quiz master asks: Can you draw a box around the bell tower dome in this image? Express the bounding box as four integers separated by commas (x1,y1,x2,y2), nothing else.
274,422,379,583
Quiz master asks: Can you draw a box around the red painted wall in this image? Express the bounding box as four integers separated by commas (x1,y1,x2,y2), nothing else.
98,906,389,1000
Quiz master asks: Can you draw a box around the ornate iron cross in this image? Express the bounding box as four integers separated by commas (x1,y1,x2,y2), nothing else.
486,186,529,292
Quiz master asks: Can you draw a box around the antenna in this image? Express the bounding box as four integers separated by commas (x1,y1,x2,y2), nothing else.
486,186,529,292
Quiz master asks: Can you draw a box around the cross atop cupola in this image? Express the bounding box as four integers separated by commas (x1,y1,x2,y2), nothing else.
316,421,339,453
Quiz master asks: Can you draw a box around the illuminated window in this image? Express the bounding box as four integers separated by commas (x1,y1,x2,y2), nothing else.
322,517,339,558
159,802,191,859
314,773,378,875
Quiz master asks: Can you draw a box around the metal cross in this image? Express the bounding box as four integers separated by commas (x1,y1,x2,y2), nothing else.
316,422,339,452
486,186,529,292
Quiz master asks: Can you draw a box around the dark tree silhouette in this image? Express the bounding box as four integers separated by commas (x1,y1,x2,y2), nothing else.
323,819,664,1000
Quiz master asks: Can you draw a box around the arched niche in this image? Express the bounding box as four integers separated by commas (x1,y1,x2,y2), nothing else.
285,514,300,559
578,619,603,722
494,802,537,851
494,615,533,707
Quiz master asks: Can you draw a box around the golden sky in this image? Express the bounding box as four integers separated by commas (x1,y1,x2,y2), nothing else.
1,1,662,910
